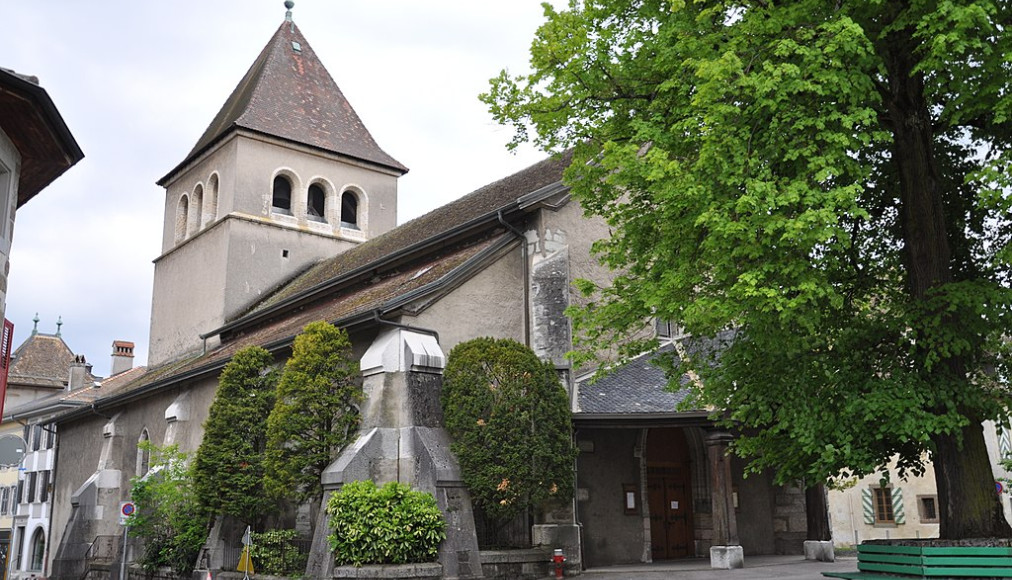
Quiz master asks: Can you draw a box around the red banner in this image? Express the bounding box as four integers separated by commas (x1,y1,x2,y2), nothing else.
0,319,13,423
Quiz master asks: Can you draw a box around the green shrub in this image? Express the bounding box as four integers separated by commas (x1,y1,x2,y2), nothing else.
442,337,576,521
249,529,307,575
326,480,446,566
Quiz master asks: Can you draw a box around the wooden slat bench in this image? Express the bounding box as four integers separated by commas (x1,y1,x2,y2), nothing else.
824,543,1012,579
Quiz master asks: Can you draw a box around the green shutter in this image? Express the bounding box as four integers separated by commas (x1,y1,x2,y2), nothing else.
862,488,875,524
892,487,905,524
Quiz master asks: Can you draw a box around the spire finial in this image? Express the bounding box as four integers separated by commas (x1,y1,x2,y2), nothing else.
285,1,294,22
56,316,63,337
32,313,39,335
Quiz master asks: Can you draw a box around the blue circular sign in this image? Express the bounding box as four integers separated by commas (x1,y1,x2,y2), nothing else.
121,502,136,516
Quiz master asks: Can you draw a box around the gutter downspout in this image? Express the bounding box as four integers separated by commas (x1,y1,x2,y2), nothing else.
497,210,530,346
370,311,440,343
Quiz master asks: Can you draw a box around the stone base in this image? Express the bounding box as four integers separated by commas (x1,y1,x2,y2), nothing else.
532,524,582,573
333,562,443,579
804,540,835,562
710,545,744,569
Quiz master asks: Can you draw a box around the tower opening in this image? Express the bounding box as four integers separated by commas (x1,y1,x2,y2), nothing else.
341,191,358,228
272,175,293,214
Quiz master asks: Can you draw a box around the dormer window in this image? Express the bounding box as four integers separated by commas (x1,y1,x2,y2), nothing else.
308,183,326,222
272,175,292,215
341,191,359,229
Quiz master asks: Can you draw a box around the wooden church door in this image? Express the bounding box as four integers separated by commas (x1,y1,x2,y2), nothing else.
646,428,694,559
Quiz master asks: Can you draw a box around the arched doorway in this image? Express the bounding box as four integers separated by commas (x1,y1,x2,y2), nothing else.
646,428,694,559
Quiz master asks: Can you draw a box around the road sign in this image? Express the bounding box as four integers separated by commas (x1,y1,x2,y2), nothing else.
119,501,136,525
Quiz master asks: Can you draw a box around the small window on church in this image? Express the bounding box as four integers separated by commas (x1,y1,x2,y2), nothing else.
308,183,326,222
175,194,189,243
341,191,359,229
272,175,292,215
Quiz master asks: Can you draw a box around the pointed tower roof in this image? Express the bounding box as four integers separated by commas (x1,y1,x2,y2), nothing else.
159,15,407,185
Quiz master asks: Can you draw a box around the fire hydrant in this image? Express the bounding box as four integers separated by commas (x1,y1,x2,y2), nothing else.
552,548,566,579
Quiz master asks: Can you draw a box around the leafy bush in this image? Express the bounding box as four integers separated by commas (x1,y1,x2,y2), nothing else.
128,443,209,575
249,529,308,575
326,480,446,566
442,337,576,521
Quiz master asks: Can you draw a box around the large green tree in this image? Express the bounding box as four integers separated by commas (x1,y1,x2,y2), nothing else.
484,0,1012,539
265,321,362,503
192,345,279,526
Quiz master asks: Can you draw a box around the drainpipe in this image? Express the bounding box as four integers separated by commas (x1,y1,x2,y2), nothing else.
497,211,530,346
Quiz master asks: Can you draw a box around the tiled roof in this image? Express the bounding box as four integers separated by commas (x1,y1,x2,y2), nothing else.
72,236,504,410
248,151,572,315
577,345,693,414
577,331,736,415
160,19,406,185
8,334,75,389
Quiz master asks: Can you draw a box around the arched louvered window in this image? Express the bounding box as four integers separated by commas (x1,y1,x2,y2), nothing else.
272,175,292,214
308,183,326,222
341,191,358,228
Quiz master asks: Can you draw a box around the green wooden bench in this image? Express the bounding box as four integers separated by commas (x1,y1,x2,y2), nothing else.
824,543,1012,579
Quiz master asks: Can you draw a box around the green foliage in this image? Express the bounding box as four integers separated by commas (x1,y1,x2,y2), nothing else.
128,443,209,575
192,346,280,526
442,337,576,521
249,529,308,576
266,321,362,503
326,480,446,566
484,0,1012,537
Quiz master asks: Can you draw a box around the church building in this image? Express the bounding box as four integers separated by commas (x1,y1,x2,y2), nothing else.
46,5,816,578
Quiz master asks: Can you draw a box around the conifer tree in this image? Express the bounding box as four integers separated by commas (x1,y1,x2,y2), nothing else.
265,321,361,503
192,346,279,526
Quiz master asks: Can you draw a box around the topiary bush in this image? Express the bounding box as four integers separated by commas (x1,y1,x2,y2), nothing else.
442,337,577,521
326,480,446,566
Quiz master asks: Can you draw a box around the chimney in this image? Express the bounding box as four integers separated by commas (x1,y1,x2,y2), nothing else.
111,340,135,376
68,354,88,390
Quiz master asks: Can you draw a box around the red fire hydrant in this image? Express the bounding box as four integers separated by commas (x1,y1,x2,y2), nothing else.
552,548,566,579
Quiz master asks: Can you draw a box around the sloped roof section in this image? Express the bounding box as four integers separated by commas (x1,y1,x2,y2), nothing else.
9,333,75,388
578,345,692,414
160,19,406,185
249,151,572,314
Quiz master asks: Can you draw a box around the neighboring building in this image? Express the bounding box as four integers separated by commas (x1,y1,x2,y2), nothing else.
0,67,81,577
827,425,1012,547
0,68,83,328
45,8,815,579
0,321,102,580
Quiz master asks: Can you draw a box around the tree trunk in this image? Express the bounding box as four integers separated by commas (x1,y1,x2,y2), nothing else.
805,484,831,542
934,421,1011,538
881,21,1012,540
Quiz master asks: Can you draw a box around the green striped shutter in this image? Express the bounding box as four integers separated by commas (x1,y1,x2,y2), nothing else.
892,487,905,524
862,488,874,524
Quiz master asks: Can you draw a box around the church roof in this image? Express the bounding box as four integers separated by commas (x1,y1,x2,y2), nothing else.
577,344,692,415
8,333,75,389
159,18,406,186
60,153,572,414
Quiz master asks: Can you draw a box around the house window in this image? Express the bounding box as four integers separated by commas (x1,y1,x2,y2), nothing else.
307,183,326,222
918,495,939,523
272,175,292,214
26,472,36,503
341,191,358,228
15,480,22,504
45,426,55,449
1,486,9,514
31,425,41,451
29,528,44,570
39,470,50,503
14,526,24,570
873,487,895,524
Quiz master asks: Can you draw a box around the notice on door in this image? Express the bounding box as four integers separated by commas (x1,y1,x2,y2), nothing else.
670,500,679,510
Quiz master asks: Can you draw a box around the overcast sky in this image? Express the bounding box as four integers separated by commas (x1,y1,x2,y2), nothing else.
1,0,561,377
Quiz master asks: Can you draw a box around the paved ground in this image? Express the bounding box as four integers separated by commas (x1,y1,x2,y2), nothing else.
580,555,859,580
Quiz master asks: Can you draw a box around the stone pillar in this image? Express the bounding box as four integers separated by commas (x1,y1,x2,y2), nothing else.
306,328,483,579
804,484,835,561
706,430,743,569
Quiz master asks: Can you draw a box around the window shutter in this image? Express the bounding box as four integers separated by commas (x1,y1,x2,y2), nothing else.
861,488,874,524
892,487,905,524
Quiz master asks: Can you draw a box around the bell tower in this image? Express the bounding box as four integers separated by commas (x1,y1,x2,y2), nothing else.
148,2,407,365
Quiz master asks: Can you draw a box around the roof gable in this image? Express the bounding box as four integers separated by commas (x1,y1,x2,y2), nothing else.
159,19,406,185
8,333,75,388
